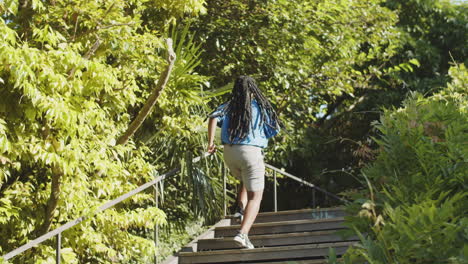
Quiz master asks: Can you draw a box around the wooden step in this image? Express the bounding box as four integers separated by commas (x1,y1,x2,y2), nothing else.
198,230,357,251
215,218,345,238
178,241,355,264
247,260,331,264
228,207,346,225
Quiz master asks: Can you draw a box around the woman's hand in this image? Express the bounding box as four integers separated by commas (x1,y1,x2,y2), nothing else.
207,117,218,154
207,143,217,154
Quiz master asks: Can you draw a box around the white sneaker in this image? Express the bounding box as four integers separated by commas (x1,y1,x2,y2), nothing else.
233,211,244,224
233,233,254,249
233,206,244,224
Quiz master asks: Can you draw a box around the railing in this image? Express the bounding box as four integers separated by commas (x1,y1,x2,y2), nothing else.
266,164,349,212
2,152,347,263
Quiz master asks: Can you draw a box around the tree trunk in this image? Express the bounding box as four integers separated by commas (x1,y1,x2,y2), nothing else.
40,166,63,234
117,38,176,145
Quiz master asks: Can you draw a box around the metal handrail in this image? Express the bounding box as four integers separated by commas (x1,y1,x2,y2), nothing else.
2,152,347,263
265,163,349,208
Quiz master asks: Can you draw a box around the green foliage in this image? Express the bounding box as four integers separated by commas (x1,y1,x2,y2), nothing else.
364,67,467,205
280,0,467,211
0,0,466,262
0,0,209,263
157,217,208,263
190,0,404,165
337,64,468,263
334,193,467,264
383,0,468,92
135,23,226,228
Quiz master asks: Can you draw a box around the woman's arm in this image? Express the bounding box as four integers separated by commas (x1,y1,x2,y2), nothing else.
207,117,218,153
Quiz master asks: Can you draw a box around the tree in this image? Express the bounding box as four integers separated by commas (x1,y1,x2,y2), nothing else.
271,0,467,209
0,0,207,262
384,0,468,92
190,0,403,162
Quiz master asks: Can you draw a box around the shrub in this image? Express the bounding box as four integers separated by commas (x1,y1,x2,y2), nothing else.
332,64,468,264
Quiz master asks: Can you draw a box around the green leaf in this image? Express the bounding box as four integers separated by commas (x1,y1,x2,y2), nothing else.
409,58,420,67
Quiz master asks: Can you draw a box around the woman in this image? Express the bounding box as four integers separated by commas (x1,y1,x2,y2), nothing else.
207,75,280,249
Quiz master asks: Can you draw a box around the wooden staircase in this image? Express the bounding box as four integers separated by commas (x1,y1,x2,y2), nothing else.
167,207,357,264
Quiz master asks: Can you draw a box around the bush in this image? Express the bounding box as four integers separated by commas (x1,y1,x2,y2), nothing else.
332,64,468,264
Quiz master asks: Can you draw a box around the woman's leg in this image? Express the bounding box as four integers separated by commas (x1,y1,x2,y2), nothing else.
226,145,264,236
239,190,263,234
238,184,248,209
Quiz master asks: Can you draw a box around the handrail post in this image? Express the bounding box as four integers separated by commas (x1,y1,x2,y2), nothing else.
312,188,316,208
154,181,159,264
56,232,61,264
325,192,328,207
273,171,277,212
223,164,227,217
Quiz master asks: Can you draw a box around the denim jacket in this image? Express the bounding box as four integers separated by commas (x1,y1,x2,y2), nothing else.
209,100,280,148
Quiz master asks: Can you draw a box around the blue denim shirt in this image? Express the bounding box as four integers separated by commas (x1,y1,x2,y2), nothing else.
209,101,279,148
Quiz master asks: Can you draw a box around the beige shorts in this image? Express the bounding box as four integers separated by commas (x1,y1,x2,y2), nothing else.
223,144,265,192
